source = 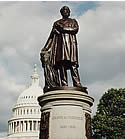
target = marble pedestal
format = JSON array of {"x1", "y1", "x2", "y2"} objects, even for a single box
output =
[{"x1": 38, "y1": 87, "x2": 94, "y2": 139}]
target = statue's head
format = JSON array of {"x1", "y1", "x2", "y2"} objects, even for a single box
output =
[{"x1": 60, "y1": 6, "x2": 70, "y2": 18}]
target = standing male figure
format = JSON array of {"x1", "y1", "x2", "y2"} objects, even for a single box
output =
[{"x1": 41, "y1": 6, "x2": 84, "y2": 88}]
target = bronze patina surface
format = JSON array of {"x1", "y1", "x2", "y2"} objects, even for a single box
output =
[{"x1": 40, "y1": 6, "x2": 87, "y2": 92}]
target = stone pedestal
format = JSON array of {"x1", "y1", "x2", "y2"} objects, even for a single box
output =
[{"x1": 38, "y1": 87, "x2": 94, "y2": 139}]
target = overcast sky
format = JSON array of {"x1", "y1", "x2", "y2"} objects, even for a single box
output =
[{"x1": 0, "y1": 1, "x2": 125, "y2": 135}]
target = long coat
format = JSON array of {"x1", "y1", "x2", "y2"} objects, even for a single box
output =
[{"x1": 43, "y1": 18, "x2": 79, "y2": 69}]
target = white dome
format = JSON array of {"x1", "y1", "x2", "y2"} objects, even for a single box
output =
[
  {"x1": 16, "y1": 83, "x2": 42, "y2": 107},
  {"x1": 15, "y1": 64, "x2": 43, "y2": 107},
  {"x1": 8, "y1": 64, "x2": 43, "y2": 139}
]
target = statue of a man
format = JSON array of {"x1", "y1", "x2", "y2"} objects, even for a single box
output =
[{"x1": 41, "y1": 6, "x2": 83, "y2": 88}]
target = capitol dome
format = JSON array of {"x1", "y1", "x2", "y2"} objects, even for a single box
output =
[{"x1": 7, "y1": 64, "x2": 43, "y2": 139}]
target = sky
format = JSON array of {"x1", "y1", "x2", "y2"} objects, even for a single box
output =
[{"x1": 0, "y1": 1, "x2": 125, "y2": 136}]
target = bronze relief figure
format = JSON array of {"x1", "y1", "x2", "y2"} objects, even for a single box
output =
[{"x1": 40, "y1": 6, "x2": 86, "y2": 92}]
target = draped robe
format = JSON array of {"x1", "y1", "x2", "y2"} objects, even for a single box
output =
[{"x1": 43, "y1": 18, "x2": 79, "y2": 69}]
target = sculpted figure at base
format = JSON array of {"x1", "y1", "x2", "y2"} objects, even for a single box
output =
[
  {"x1": 40, "y1": 6, "x2": 85, "y2": 90},
  {"x1": 40, "y1": 51, "x2": 60, "y2": 90}
]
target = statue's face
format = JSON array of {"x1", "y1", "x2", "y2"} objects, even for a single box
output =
[{"x1": 61, "y1": 6, "x2": 70, "y2": 18}]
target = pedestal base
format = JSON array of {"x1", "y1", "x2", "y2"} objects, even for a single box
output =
[{"x1": 38, "y1": 87, "x2": 94, "y2": 139}]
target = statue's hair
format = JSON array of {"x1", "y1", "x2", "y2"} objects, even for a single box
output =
[{"x1": 60, "y1": 6, "x2": 70, "y2": 15}]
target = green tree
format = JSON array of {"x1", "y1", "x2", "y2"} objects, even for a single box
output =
[{"x1": 92, "y1": 88, "x2": 125, "y2": 139}]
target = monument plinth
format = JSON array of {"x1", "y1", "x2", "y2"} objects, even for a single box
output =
[
  {"x1": 38, "y1": 6, "x2": 94, "y2": 139},
  {"x1": 38, "y1": 87, "x2": 94, "y2": 139}
]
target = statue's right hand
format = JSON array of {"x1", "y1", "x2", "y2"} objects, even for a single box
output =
[{"x1": 41, "y1": 48, "x2": 47, "y2": 51}]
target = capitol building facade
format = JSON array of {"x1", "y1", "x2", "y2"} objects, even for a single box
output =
[{"x1": 1, "y1": 65, "x2": 43, "y2": 139}]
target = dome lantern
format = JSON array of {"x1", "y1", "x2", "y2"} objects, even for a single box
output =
[{"x1": 31, "y1": 64, "x2": 39, "y2": 86}]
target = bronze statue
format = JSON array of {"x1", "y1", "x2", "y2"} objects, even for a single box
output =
[{"x1": 40, "y1": 6, "x2": 85, "y2": 90}]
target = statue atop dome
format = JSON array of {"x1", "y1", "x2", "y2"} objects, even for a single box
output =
[
  {"x1": 40, "y1": 6, "x2": 87, "y2": 92},
  {"x1": 31, "y1": 64, "x2": 40, "y2": 86}
]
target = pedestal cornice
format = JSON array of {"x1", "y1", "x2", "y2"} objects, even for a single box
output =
[{"x1": 38, "y1": 87, "x2": 94, "y2": 108}]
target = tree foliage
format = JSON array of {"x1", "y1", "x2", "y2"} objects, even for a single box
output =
[{"x1": 92, "y1": 88, "x2": 125, "y2": 139}]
